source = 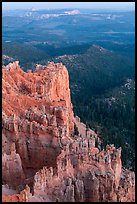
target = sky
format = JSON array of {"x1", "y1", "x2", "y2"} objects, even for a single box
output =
[{"x1": 2, "y1": 2, "x2": 135, "y2": 11}]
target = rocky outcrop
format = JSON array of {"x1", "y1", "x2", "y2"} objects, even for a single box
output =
[
  {"x1": 29, "y1": 141, "x2": 134, "y2": 202},
  {"x1": 2, "y1": 143, "x2": 25, "y2": 189},
  {"x1": 2, "y1": 61, "x2": 74, "y2": 185},
  {"x1": 2, "y1": 62, "x2": 135, "y2": 202},
  {"x1": 2, "y1": 185, "x2": 31, "y2": 202}
]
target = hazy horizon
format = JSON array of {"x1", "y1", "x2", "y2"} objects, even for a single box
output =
[{"x1": 2, "y1": 2, "x2": 135, "y2": 11}]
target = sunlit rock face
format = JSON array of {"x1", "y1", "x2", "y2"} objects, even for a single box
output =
[
  {"x1": 2, "y1": 62, "x2": 135, "y2": 202},
  {"x1": 2, "y1": 61, "x2": 74, "y2": 185}
]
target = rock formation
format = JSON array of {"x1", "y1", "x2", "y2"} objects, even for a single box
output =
[{"x1": 2, "y1": 62, "x2": 135, "y2": 202}]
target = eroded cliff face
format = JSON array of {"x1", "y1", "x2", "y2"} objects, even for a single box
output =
[
  {"x1": 2, "y1": 61, "x2": 74, "y2": 182},
  {"x1": 2, "y1": 62, "x2": 135, "y2": 202}
]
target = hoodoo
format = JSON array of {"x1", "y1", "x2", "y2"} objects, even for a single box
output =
[{"x1": 2, "y1": 62, "x2": 135, "y2": 202}]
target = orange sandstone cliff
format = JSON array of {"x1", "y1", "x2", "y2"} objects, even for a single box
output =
[{"x1": 2, "y1": 61, "x2": 135, "y2": 202}]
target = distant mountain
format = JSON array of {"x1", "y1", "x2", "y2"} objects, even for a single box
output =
[
  {"x1": 51, "y1": 45, "x2": 134, "y2": 99},
  {"x1": 2, "y1": 10, "x2": 135, "y2": 44}
]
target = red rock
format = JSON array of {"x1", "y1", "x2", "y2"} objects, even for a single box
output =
[{"x1": 2, "y1": 62, "x2": 135, "y2": 202}]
